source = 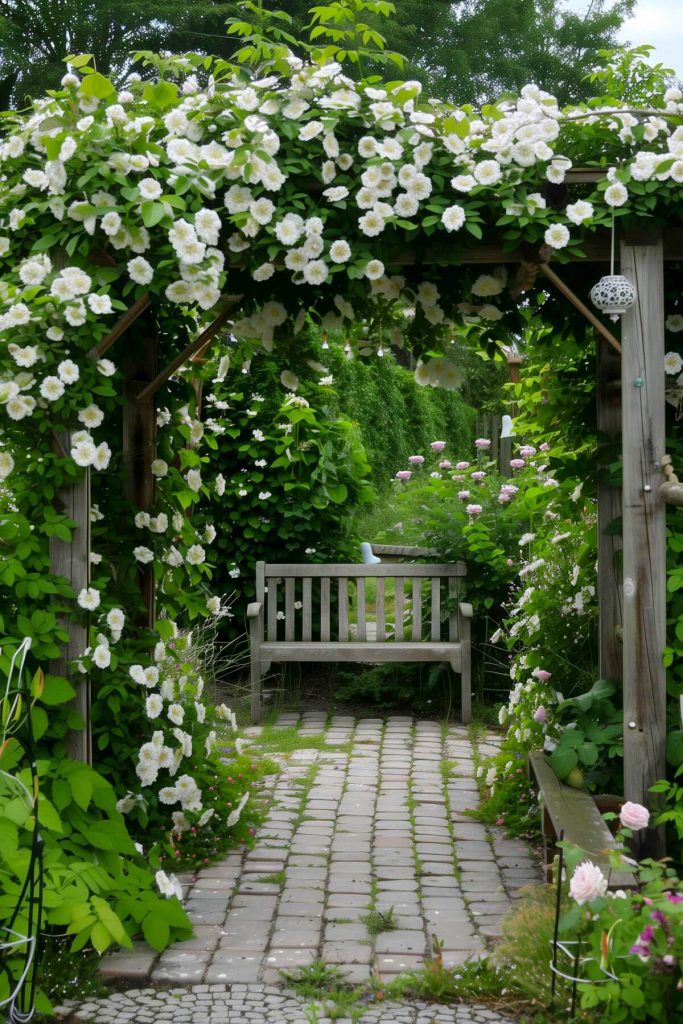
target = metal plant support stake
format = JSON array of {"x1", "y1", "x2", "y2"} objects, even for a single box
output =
[{"x1": 0, "y1": 637, "x2": 45, "y2": 1024}]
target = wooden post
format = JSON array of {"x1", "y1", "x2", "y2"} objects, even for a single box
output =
[
  {"x1": 619, "y1": 234, "x2": 667, "y2": 856},
  {"x1": 123, "y1": 335, "x2": 156, "y2": 628},
  {"x1": 49, "y1": 432, "x2": 92, "y2": 764},
  {"x1": 596, "y1": 337, "x2": 623, "y2": 681}
]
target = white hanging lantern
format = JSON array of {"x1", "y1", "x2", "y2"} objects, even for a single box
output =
[
  {"x1": 589, "y1": 216, "x2": 636, "y2": 322},
  {"x1": 589, "y1": 274, "x2": 637, "y2": 322}
]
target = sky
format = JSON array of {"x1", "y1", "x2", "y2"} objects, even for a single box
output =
[{"x1": 567, "y1": 0, "x2": 683, "y2": 79}]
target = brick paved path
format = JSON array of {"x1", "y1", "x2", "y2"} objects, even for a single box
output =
[{"x1": 75, "y1": 715, "x2": 540, "y2": 1023}]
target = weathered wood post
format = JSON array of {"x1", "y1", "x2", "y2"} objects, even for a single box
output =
[
  {"x1": 123, "y1": 334, "x2": 156, "y2": 628},
  {"x1": 596, "y1": 337, "x2": 623, "y2": 681},
  {"x1": 49, "y1": 432, "x2": 92, "y2": 764},
  {"x1": 619, "y1": 233, "x2": 667, "y2": 856}
]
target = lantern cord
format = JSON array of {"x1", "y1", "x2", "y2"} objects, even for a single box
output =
[{"x1": 610, "y1": 214, "x2": 615, "y2": 277}]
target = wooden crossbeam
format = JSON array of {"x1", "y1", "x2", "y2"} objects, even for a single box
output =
[
  {"x1": 89, "y1": 293, "x2": 151, "y2": 359},
  {"x1": 135, "y1": 307, "x2": 233, "y2": 403}
]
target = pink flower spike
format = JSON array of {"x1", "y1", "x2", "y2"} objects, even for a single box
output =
[
  {"x1": 408, "y1": 454, "x2": 424, "y2": 465},
  {"x1": 430, "y1": 441, "x2": 446, "y2": 452},
  {"x1": 474, "y1": 438, "x2": 491, "y2": 449},
  {"x1": 619, "y1": 801, "x2": 650, "y2": 831}
]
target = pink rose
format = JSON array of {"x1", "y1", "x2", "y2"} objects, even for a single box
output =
[
  {"x1": 430, "y1": 441, "x2": 446, "y2": 452},
  {"x1": 408, "y1": 455, "x2": 424, "y2": 465},
  {"x1": 569, "y1": 860, "x2": 608, "y2": 905},
  {"x1": 533, "y1": 706, "x2": 547, "y2": 723},
  {"x1": 619, "y1": 802, "x2": 650, "y2": 831},
  {"x1": 456, "y1": 461, "x2": 470, "y2": 470},
  {"x1": 395, "y1": 470, "x2": 412, "y2": 481},
  {"x1": 474, "y1": 438, "x2": 491, "y2": 449},
  {"x1": 466, "y1": 503, "x2": 483, "y2": 516}
]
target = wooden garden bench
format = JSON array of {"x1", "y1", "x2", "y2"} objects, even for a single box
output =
[
  {"x1": 528, "y1": 751, "x2": 638, "y2": 889},
  {"x1": 248, "y1": 560, "x2": 472, "y2": 724}
]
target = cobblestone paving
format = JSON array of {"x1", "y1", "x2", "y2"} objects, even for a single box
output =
[{"x1": 74, "y1": 715, "x2": 540, "y2": 1023}]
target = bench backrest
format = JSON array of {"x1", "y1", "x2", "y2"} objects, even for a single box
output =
[{"x1": 256, "y1": 561, "x2": 466, "y2": 644}]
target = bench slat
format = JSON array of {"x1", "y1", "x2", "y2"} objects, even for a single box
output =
[
  {"x1": 267, "y1": 579, "x2": 278, "y2": 642},
  {"x1": 302, "y1": 577, "x2": 312, "y2": 641},
  {"x1": 357, "y1": 577, "x2": 366, "y2": 641},
  {"x1": 264, "y1": 562, "x2": 466, "y2": 578},
  {"x1": 395, "y1": 578, "x2": 404, "y2": 640},
  {"x1": 375, "y1": 578, "x2": 385, "y2": 642},
  {"x1": 412, "y1": 577, "x2": 422, "y2": 640},
  {"x1": 320, "y1": 577, "x2": 331, "y2": 642},
  {"x1": 431, "y1": 578, "x2": 441, "y2": 641},
  {"x1": 338, "y1": 577, "x2": 348, "y2": 641},
  {"x1": 260, "y1": 641, "x2": 462, "y2": 663},
  {"x1": 285, "y1": 577, "x2": 295, "y2": 641}
]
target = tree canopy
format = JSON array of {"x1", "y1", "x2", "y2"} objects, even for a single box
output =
[{"x1": 0, "y1": 0, "x2": 639, "y2": 109}]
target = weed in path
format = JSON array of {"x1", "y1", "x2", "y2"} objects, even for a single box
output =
[
  {"x1": 362, "y1": 906, "x2": 398, "y2": 936},
  {"x1": 253, "y1": 870, "x2": 286, "y2": 886},
  {"x1": 256, "y1": 725, "x2": 352, "y2": 757},
  {"x1": 282, "y1": 960, "x2": 365, "y2": 1022}
]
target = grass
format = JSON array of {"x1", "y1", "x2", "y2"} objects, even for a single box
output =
[
  {"x1": 362, "y1": 906, "x2": 398, "y2": 936},
  {"x1": 281, "y1": 960, "x2": 366, "y2": 1022},
  {"x1": 255, "y1": 724, "x2": 352, "y2": 757},
  {"x1": 254, "y1": 870, "x2": 286, "y2": 886}
]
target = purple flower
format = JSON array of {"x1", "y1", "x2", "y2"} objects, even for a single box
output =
[
  {"x1": 474, "y1": 438, "x2": 491, "y2": 449},
  {"x1": 430, "y1": 441, "x2": 446, "y2": 452},
  {"x1": 456, "y1": 461, "x2": 470, "y2": 470},
  {"x1": 458, "y1": 490, "x2": 470, "y2": 500},
  {"x1": 466, "y1": 503, "x2": 483, "y2": 516},
  {"x1": 395, "y1": 470, "x2": 412, "y2": 482},
  {"x1": 498, "y1": 492, "x2": 511, "y2": 503},
  {"x1": 408, "y1": 455, "x2": 425, "y2": 465},
  {"x1": 519, "y1": 445, "x2": 536, "y2": 457},
  {"x1": 510, "y1": 458, "x2": 526, "y2": 469},
  {"x1": 439, "y1": 460, "x2": 452, "y2": 469},
  {"x1": 666, "y1": 892, "x2": 683, "y2": 904},
  {"x1": 471, "y1": 470, "x2": 486, "y2": 481}
]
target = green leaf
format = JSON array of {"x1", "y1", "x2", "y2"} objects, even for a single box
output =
[
  {"x1": 79, "y1": 73, "x2": 115, "y2": 100},
  {"x1": 143, "y1": 80, "x2": 179, "y2": 109},
  {"x1": 69, "y1": 771, "x2": 93, "y2": 810},
  {"x1": 64, "y1": 54, "x2": 94, "y2": 69},
  {"x1": 90, "y1": 921, "x2": 113, "y2": 953},
  {"x1": 548, "y1": 747, "x2": 578, "y2": 780},
  {"x1": 666, "y1": 730, "x2": 683, "y2": 766},
  {"x1": 141, "y1": 201, "x2": 167, "y2": 228},
  {"x1": 40, "y1": 675, "x2": 76, "y2": 706},
  {"x1": 142, "y1": 912, "x2": 170, "y2": 950}
]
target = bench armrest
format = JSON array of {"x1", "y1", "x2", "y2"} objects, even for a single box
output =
[
  {"x1": 458, "y1": 602, "x2": 473, "y2": 619},
  {"x1": 247, "y1": 601, "x2": 262, "y2": 619}
]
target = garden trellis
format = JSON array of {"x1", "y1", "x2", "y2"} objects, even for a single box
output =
[{"x1": 0, "y1": 48, "x2": 681, "y2": 853}]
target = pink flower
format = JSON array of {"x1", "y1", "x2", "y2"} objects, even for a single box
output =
[
  {"x1": 619, "y1": 802, "x2": 650, "y2": 831},
  {"x1": 430, "y1": 441, "x2": 446, "y2": 452},
  {"x1": 569, "y1": 861, "x2": 608, "y2": 905},
  {"x1": 395, "y1": 470, "x2": 412, "y2": 481},
  {"x1": 510, "y1": 458, "x2": 526, "y2": 469},
  {"x1": 408, "y1": 455, "x2": 424, "y2": 465},
  {"x1": 519, "y1": 445, "x2": 536, "y2": 457},
  {"x1": 439, "y1": 460, "x2": 452, "y2": 469},
  {"x1": 506, "y1": 558, "x2": 514, "y2": 566},
  {"x1": 466, "y1": 503, "x2": 483, "y2": 516},
  {"x1": 534, "y1": 669, "x2": 552, "y2": 681},
  {"x1": 533, "y1": 706, "x2": 547, "y2": 723},
  {"x1": 498, "y1": 492, "x2": 511, "y2": 503},
  {"x1": 501, "y1": 483, "x2": 518, "y2": 494},
  {"x1": 451, "y1": 474, "x2": 465, "y2": 481},
  {"x1": 456, "y1": 461, "x2": 470, "y2": 470},
  {"x1": 540, "y1": 442, "x2": 550, "y2": 451},
  {"x1": 475, "y1": 438, "x2": 491, "y2": 449},
  {"x1": 458, "y1": 490, "x2": 470, "y2": 500},
  {"x1": 471, "y1": 470, "x2": 486, "y2": 481}
]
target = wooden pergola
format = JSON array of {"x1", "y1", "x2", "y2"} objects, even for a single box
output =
[{"x1": 51, "y1": 168, "x2": 677, "y2": 856}]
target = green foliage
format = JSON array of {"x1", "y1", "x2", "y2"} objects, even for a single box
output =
[
  {"x1": 306, "y1": 0, "x2": 403, "y2": 73},
  {"x1": 335, "y1": 661, "x2": 458, "y2": 716},
  {"x1": 0, "y1": 650, "x2": 192, "y2": 1008},
  {"x1": 382, "y1": 954, "x2": 509, "y2": 1006},
  {"x1": 362, "y1": 905, "x2": 397, "y2": 935},
  {"x1": 493, "y1": 885, "x2": 560, "y2": 1013},
  {"x1": 473, "y1": 739, "x2": 541, "y2": 840}
]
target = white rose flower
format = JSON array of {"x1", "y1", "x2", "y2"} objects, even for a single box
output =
[
  {"x1": 93, "y1": 645, "x2": 111, "y2": 669},
  {"x1": 151, "y1": 459, "x2": 168, "y2": 477},
  {"x1": 186, "y1": 544, "x2": 206, "y2": 565},
  {"x1": 604, "y1": 182, "x2": 628, "y2": 207},
  {"x1": 77, "y1": 587, "x2": 101, "y2": 610},
  {"x1": 146, "y1": 694, "x2": 164, "y2": 719},
  {"x1": 441, "y1": 205, "x2": 465, "y2": 232},
  {"x1": 127, "y1": 256, "x2": 154, "y2": 285},
  {"x1": 185, "y1": 469, "x2": 202, "y2": 492},
  {"x1": 544, "y1": 224, "x2": 570, "y2": 249},
  {"x1": 133, "y1": 546, "x2": 154, "y2": 563}
]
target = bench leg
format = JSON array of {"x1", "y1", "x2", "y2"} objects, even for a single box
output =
[
  {"x1": 250, "y1": 656, "x2": 262, "y2": 724},
  {"x1": 459, "y1": 620, "x2": 472, "y2": 725}
]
